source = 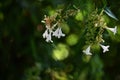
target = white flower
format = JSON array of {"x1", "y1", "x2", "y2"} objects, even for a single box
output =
[
  {"x1": 53, "y1": 27, "x2": 59, "y2": 37},
  {"x1": 43, "y1": 29, "x2": 53, "y2": 42},
  {"x1": 83, "y1": 46, "x2": 92, "y2": 55},
  {"x1": 100, "y1": 44, "x2": 110, "y2": 53},
  {"x1": 46, "y1": 31, "x2": 53, "y2": 43},
  {"x1": 41, "y1": 15, "x2": 66, "y2": 42},
  {"x1": 43, "y1": 29, "x2": 49, "y2": 38},
  {"x1": 53, "y1": 27, "x2": 65, "y2": 38},
  {"x1": 106, "y1": 26, "x2": 117, "y2": 35}
]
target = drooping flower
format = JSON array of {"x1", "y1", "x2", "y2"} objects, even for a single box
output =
[
  {"x1": 53, "y1": 27, "x2": 65, "y2": 38},
  {"x1": 43, "y1": 29, "x2": 49, "y2": 38},
  {"x1": 41, "y1": 15, "x2": 58, "y2": 42},
  {"x1": 41, "y1": 15, "x2": 65, "y2": 42},
  {"x1": 42, "y1": 29, "x2": 53, "y2": 43},
  {"x1": 45, "y1": 31, "x2": 53, "y2": 43},
  {"x1": 106, "y1": 26, "x2": 117, "y2": 35},
  {"x1": 100, "y1": 44, "x2": 110, "y2": 53},
  {"x1": 83, "y1": 46, "x2": 92, "y2": 55}
]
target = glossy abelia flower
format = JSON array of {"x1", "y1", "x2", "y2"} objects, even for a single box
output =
[
  {"x1": 106, "y1": 26, "x2": 117, "y2": 35},
  {"x1": 53, "y1": 27, "x2": 65, "y2": 38},
  {"x1": 45, "y1": 31, "x2": 53, "y2": 42},
  {"x1": 83, "y1": 46, "x2": 92, "y2": 55},
  {"x1": 43, "y1": 29, "x2": 53, "y2": 43},
  {"x1": 41, "y1": 15, "x2": 65, "y2": 42},
  {"x1": 100, "y1": 44, "x2": 110, "y2": 53},
  {"x1": 43, "y1": 29, "x2": 49, "y2": 38}
]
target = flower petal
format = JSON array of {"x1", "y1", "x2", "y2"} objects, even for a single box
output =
[
  {"x1": 106, "y1": 26, "x2": 117, "y2": 35},
  {"x1": 100, "y1": 44, "x2": 110, "y2": 53},
  {"x1": 83, "y1": 46, "x2": 92, "y2": 55},
  {"x1": 43, "y1": 29, "x2": 49, "y2": 38}
]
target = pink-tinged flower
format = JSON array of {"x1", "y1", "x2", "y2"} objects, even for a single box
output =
[
  {"x1": 83, "y1": 46, "x2": 92, "y2": 55},
  {"x1": 100, "y1": 44, "x2": 110, "y2": 53},
  {"x1": 106, "y1": 26, "x2": 117, "y2": 35},
  {"x1": 53, "y1": 27, "x2": 65, "y2": 38}
]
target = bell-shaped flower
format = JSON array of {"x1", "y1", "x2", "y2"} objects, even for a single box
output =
[
  {"x1": 45, "y1": 31, "x2": 53, "y2": 43},
  {"x1": 43, "y1": 29, "x2": 53, "y2": 42},
  {"x1": 83, "y1": 46, "x2": 92, "y2": 55},
  {"x1": 100, "y1": 44, "x2": 110, "y2": 53},
  {"x1": 53, "y1": 27, "x2": 65, "y2": 38},
  {"x1": 106, "y1": 26, "x2": 117, "y2": 35},
  {"x1": 43, "y1": 29, "x2": 49, "y2": 39}
]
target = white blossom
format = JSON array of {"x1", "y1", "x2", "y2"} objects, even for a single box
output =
[
  {"x1": 46, "y1": 31, "x2": 53, "y2": 42},
  {"x1": 83, "y1": 46, "x2": 92, "y2": 55},
  {"x1": 43, "y1": 29, "x2": 49, "y2": 38},
  {"x1": 106, "y1": 26, "x2": 117, "y2": 35},
  {"x1": 53, "y1": 27, "x2": 65, "y2": 38},
  {"x1": 100, "y1": 44, "x2": 110, "y2": 53},
  {"x1": 43, "y1": 29, "x2": 53, "y2": 43},
  {"x1": 42, "y1": 20, "x2": 58, "y2": 42},
  {"x1": 41, "y1": 15, "x2": 66, "y2": 42}
]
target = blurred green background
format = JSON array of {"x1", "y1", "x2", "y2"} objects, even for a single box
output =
[{"x1": 0, "y1": 0, "x2": 120, "y2": 80}]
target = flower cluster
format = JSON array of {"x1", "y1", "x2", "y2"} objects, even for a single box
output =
[
  {"x1": 82, "y1": 9, "x2": 118, "y2": 55},
  {"x1": 41, "y1": 8, "x2": 118, "y2": 56},
  {"x1": 106, "y1": 26, "x2": 117, "y2": 35},
  {"x1": 83, "y1": 44, "x2": 110, "y2": 55},
  {"x1": 83, "y1": 26, "x2": 117, "y2": 55},
  {"x1": 41, "y1": 15, "x2": 65, "y2": 42},
  {"x1": 83, "y1": 25, "x2": 117, "y2": 55}
]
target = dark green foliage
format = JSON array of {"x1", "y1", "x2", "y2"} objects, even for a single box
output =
[{"x1": 0, "y1": 0, "x2": 120, "y2": 80}]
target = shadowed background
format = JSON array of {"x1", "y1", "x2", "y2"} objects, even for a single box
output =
[{"x1": 0, "y1": 0, "x2": 120, "y2": 80}]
